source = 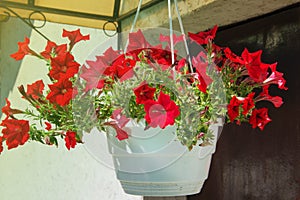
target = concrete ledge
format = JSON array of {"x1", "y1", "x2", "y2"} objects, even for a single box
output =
[{"x1": 121, "y1": 0, "x2": 300, "y2": 33}]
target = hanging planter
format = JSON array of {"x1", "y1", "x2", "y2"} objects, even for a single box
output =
[
  {"x1": 0, "y1": 0, "x2": 287, "y2": 197},
  {"x1": 77, "y1": 22, "x2": 228, "y2": 195},
  {"x1": 105, "y1": 118, "x2": 223, "y2": 196}
]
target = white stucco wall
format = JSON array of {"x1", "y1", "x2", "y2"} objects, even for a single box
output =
[{"x1": 0, "y1": 18, "x2": 142, "y2": 200}]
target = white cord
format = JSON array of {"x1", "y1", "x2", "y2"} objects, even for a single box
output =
[
  {"x1": 124, "y1": 0, "x2": 143, "y2": 54},
  {"x1": 174, "y1": 0, "x2": 193, "y2": 73},
  {"x1": 125, "y1": 0, "x2": 192, "y2": 74},
  {"x1": 130, "y1": 0, "x2": 143, "y2": 33},
  {"x1": 168, "y1": 0, "x2": 175, "y2": 65}
]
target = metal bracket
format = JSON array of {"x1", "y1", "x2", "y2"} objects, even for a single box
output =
[
  {"x1": 0, "y1": 0, "x2": 164, "y2": 40},
  {"x1": 0, "y1": 5, "x2": 50, "y2": 41}
]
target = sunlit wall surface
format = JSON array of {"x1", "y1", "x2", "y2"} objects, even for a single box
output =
[{"x1": 0, "y1": 17, "x2": 142, "y2": 200}]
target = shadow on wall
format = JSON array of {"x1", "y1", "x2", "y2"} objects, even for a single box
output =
[{"x1": 0, "y1": 17, "x2": 32, "y2": 118}]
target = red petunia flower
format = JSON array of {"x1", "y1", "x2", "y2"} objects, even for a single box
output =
[
  {"x1": 126, "y1": 30, "x2": 154, "y2": 59},
  {"x1": 0, "y1": 118, "x2": 30, "y2": 150},
  {"x1": 227, "y1": 96, "x2": 243, "y2": 122},
  {"x1": 112, "y1": 55, "x2": 136, "y2": 81},
  {"x1": 102, "y1": 47, "x2": 121, "y2": 65},
  {"x1": 81, "y1": 57, "x2": 108, "y2": 91},
  {"x1": 192, "y1": 51, "x2": 213, "y2": 93},
  {"x1": 242, "y1": 92, "x2": 255, "y2": 116},
  {"x1": 151, "y1": 48, "x2": 174, "y2": 70},
  {"x1": 26, "y1": 80, "x2": 45, "y2": 100},
  {"x1": 255, "y1": 85, "x2": 283, "y2": 108},
  {"x1": 62, "y1": 29, "x2": 90, "y2": 50},
  {"x1": 64, "y1": 131, "x2": 77, "y2": 150},
  {"x1": 188, "y1": 25, "x2": 218, "y2": 45},
  {"x1": 45, "y1": 122, "x2": 52, "y2": 131},
  {"x1": 104, "y1": 121, "x2": 129, "y2": 140},
  {"x1": 80, "y1": 48, "x2": 123, "y2": 91},
  {"x1": 46, "y1": 78, "x2": 77, "y2": 106},
  {"x1": 10, "y1": 37, "x2": 38, "y2": 60},
  {"x1": 92, "y1": 47, "x2": 122, "y2": 78},
  {"x1": 127, "y1": 29, "x2": 151, "y2": 52},
  {"x1": 1, "y1": 98, "x2": 23, "y2": 119},
  {"x1": 144, "y1": 92, "x2": 180, "y2": 129},
  {"x1": 49, "y1": 52, "x2": 80, "y2": 80},
  {"x1": 111, "y1": 109, "x2": 130, "y2": 128},
  {"x1": 133, "y1": 81, "x2": 156, "y2": 104},
  {"x1": 224, "y1": 47, "x2": 244, "y2": 64},
  {"x1": 175, "y1": 58, "x2": 187, "y2": 73},
  {"x1": 40, "y1": 41, "x2": 67, "y2": 59},
  {"x1": 249, "y1": 108, "x2": 271, "y2": 130},
  {"x1": 159, "y1": 33, "x2": 184, "y2": 47},
  {"x1": 241, "y1": 49, "x2": 269, "y2": 83},
  {"x1": 263, "y1": 62, "x2": 288, "y2": 90}
]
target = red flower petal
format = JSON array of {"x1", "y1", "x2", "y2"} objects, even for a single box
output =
[
  {"x1": 159, "y1": 33, "x2": 184, "y2": 47},
  {"x1": 249, "y1": 108, "x2": 271, "y2": 130},
  {"x1": 46, "y1": 78, "x2": 77, "y2": 106},
  {"x1": 80, "y1": 58, "x2": 108, "y2": 91},
  {"x1": 64, "y1": 131, "x2": 77, "y2": 150},
  {"x1": 112, "y1": 55, "x2": 136, "y2": 81},
  {"x1": 242, "y1": 92, "x2": 255, "y2": 115},
  {"x1": 40, "y1": 41, "x2": 67, "y2": 59},
  {"x1": 0, "y1": 118, "x2": 30, "y2": 150},
  {"x1": 263, "y1": 63, "x2": 288, "y2": 90},
  {"x1": 114, "y1": 126, "x2": 129, "y2": 140},
  {"x1": 224, "y1": 47, "x2": 244, "y2": 64},
  {"x1": 2, "y1": 98, "x2": 12, "y2": 118},
  {"x1": 175, "y1": 58, "x2": 187, "y2": 73},
  {"x1": 62, "y1": 29, "x2": 90, "y2": 49},
  {"x1": 102, "y1": 47, "x2": 121, "y2": 65},
  {"x1": 150, "y1": 48, "x2": 174, "y2": 69},
  {"x1": 133, "y1": 81, "x2": 156, "y2": 104},
  {"x1": 188, "y1": 25, "x2": 218, "y2": 45},
  {"x1": 111, "y1": 109, "x2": 130, "y2": 128},
  {"x1": 49, "y1": 52, "x2": 80, "y2": 80},
  {"x1": 242, "y1": 48, "x2": 269, "y2": 83},
  {"x1": 26, "y1": 80, "x2": 45, "y2": 100},
  {"x1": 104, "y1": 122, "x2": 129, "y2": 140},
  {"x1": 144, "y1": 92, "x2": 180, "y2": 129},
  {"x1": 10, "y1": 37, "x2": 36, "y2": 60},
  {"x1": 144, "y1": 102, "x2": 167, "y2": 128},
  {"x1": 192, "y1": 51, "x2": 213, "y2": 93},
  {"x1": 1, "y1": 98, "x2": 23, "y2": 119},
  {"x1": 227, "y1": 96, "x2": 243, "y2": 122},
  {"x1": 256, "y1": 85, "x2": 283, "y2": 108},
  {"x1": 127, "y1": 29, "x2": 151, "y2": 53},
  {"x1": 45, "y1": 122, "x2": 52, "y2": 131}
]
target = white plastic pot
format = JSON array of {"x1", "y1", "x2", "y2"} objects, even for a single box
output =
[{"x1": 106, "y1": 119, "x2": 223, "y2": 196}]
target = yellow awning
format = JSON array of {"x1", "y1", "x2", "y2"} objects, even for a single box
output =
[{"x1": 0, "y1": 0, "x2": 162, "y2": 30}]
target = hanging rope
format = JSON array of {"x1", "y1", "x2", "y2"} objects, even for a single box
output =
[
  {"x1": 126, "y1": 0, "x2": 192, "y2": 74},
  {"x1": 130, "y1": 0, "x2": 143, "y2": 33},
  {"x1": 174, "y1": 0, "x2": 193, "y2": 73},
  {"x1": 124, "y1": 0, "x2": 143, "y2": 54},
  {"x1": 168, "y1": 0, "x2": 175, "y2": 65}
]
